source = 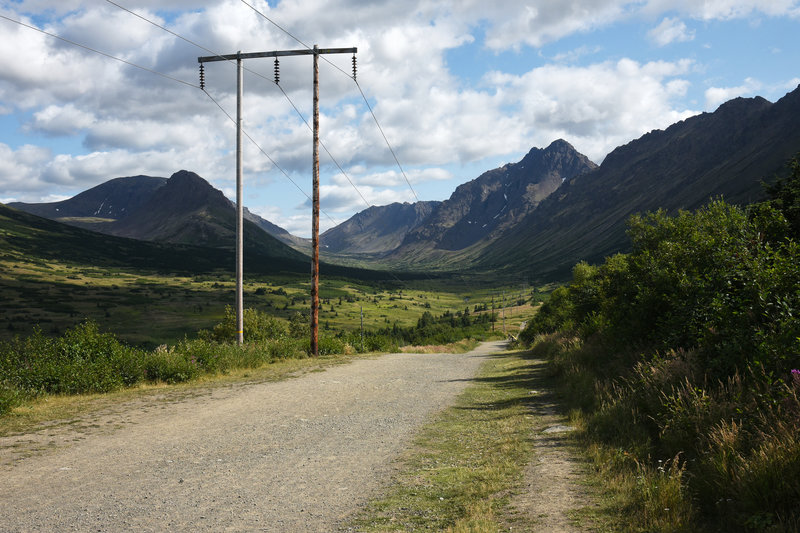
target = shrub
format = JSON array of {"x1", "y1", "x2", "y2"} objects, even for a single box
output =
[
  {"x1": 0, "y1": 382, "x2": 25, "y2": 416},
  {"x1": 208, "y1": 306, "x2": 287, "y2": 343},
  {"x1": 143, "y1": 345, "x2": 200, "y2": 383},
  {"x1": 0, "y1": 322, "x2": 145, "y2": 395},
  {"x1": 521, "y1": 193, "x2": 800, "y2": 531}
]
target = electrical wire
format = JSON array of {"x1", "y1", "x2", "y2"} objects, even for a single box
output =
[
  {"x1": 102, "y1": 0, "x2": 374, "y2": 211},
  {"x1": 354, "y1": 80, "x2": 419, "y2": 202},
  {"x1": 0, "y1": 13, "x2": 198, "y2": 89},
  {"x1": 201, "y1": 88, "x2": 340, "y2": 227},
  {"x1": 0, "y1": 10, "x2": 337, "y2": 227},
  {"x1": 238, "y1": 0, "x2": 421, "y2": 203},
  {"x1": 274, "y1": 83, "x2": 372, "y2": 209}
]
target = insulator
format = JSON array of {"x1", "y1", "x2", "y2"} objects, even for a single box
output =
[
  {"x1": 274, "y1": 57, "x2": 280, "y2": 84},
  {"x1": 199, "y1": 63, "x2": 205, "y2": 90},
  {"x1": 352, "y1": 54, "x2": 357, "y2": 80}
]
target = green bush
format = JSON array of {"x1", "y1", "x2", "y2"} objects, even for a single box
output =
[
  {"x1": 0, "y1": 382, "x2": 25, "y2": 416},
  {"x1": 208, "y1": 306, "x2": 287, "y2": 343},
  {"x1": 520, "y1": 191, "x2": 800, "y2": 531},
  {"x1": 0, "y1": 322, "x2": 145, "y2": 395},
  {"x1": 143, "y1": 345, "x2": 200, "y2": 384},
  {"x1": 317, "y1": 335, "x2": 345, "y2": 356}
]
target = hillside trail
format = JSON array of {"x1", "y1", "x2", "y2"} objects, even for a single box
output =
[{"x1": 0, "y1": 342, "x2": 503, "y2": 532}]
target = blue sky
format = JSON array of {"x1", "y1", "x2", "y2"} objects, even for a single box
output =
[{"x1": 1, "y1": 0, "x2": 799, "y2": 237}]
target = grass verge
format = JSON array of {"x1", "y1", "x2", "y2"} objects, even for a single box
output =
[{"x1": 348, "y1": 349, "x2": 542, "y2": 532}]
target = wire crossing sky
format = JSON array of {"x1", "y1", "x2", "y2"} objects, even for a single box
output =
[{"x1": 1, "y1": 0, "x2": 799, "y2": 237}]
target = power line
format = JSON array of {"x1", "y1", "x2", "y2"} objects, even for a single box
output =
[
  {"x1": 0, "y1": 10, "x2": 337, "y2": 227},
  {"x1": 274, "y1": 83, "x2": 372, "y2": 209},
  {"x1": 201, "y1": 88, "x2": 339, "y2": 226},
  {"x1": 0, "y1": 13, "x2": 198, "y2": 89},
  {"x1": 238, "y1": 0, "x2": 421, "y2": 203},
  {"x1": 354, "y1": 80, "x2": 419, "y2": 202},
  {"x1": 104, "y1": 0, "x2": 374, "y2": 212}
]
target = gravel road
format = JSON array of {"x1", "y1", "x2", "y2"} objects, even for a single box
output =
[{"x1": 0, "y1": 341, "x2": 505, "y2": 532}]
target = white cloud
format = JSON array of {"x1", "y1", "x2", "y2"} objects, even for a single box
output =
[
  {"x1": 704, "y1": 77, "x2": 763, "y2": 109},
  {"x1": 28, "y1": 104, "x2": 95, "y2": 135},
  {"x1": 648, "y1": 17, "x2": 695, "y2": 46},
  {"x1": 488, "y1": 58, "x2": 698, "y2": 162},
  {"x1": 1, "y1": 0, "x2": 798, "y2": 230}
]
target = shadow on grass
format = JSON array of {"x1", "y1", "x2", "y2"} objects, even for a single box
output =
[{"x1": 447, "y1": 349, "x2": 566, "y2": 415}]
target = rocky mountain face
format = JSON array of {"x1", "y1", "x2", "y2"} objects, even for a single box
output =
[
  {"x1": 395, "y1": 139, "x2": 597, "y2": 255},
  {"x1": 476, "y1": 85, "x2": 800, "y2": 280},
  {"x1": 320, "y1": 201, "x2": 441, "y2": 255},
  {"x1": 321, "y1": 139, "x2": 596, "y2": 260},
  {"x1": 243, "y1": 207, "x2": 310, "y2": 251}
]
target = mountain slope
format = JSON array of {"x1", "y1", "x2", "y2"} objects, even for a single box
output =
[
  {"x1": 106, "y1": 170, "x2": 305, "y2": 260},
  {"x1": 477, "y1": 85, "x2": 800, "y2": 280},
  {"x1": 391, "y1": 139, "x2": 597, "y2": 258},
  {"x1": 320, "y1": 201, "x2": 441, "y2": 255},
  {"x1": 9, "y1": 175, "x2": 167, "y2": 221},
  {"x1": 10, "y1": 172, "x2": 304, "y2": 251},
  {"x1": 0, "y1": 202, "x2": 414, "y2": 282}
]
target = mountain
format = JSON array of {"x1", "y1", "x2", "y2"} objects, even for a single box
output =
[
  {"x1": 321, "y1": 139, "x2": 596, "y2": 262},
  {"x1": 11, "y1": 171, "x2": 305, "y2": 261},
  {"x1": 0, "y1": 201, "x2": 293, "y2": 274},
  {"x1": 398, "y1": 140, "x2": 597, "y2": 254},
  {"x1": 10, "y1": 171, "x2": 304, "y2": 251},
  {"x1": 243, "y1": 207, "x2": 310, "y2": 250},
  {"x1": 475, "y1": 85, "x2": 800, "y2": 280},
  {"x1": 0, "y1": 201, "x2": 404, "y2": 281},
  {"x1": 320, "y1": 201, "x2": 441, "y2": 255},
  {"x1": 9, "y1": 175, "x2": 167, "y2": 221}
]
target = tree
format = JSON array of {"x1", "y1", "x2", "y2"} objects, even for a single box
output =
[{"x1": 764, "y1": 154, "x2": 800, "y2": 239}]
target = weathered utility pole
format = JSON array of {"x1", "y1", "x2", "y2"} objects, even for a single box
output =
[
  {"x1": 199, "y1": 45, "x2": 356, "y2": 354},
  {"x1": 310, "y1": 45, "x2": 321, "y2": 357}
]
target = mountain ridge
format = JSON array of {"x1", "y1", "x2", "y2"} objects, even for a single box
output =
[{"x1": 474, "y1": 85, "x2": 800, "y2": 280}]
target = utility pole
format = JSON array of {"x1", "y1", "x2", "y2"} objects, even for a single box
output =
[
  {"x1": 491, "y1": 294, "x2": 495, "y2": 332},
  {"x1": 502, "y1": 290, "x2": 506, "y2": 335},
  {"x1": 199, "y1": 45, "x2": 356, "y2": 354}
]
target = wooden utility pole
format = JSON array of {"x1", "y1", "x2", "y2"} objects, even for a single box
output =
[
  {"x1": 310, "y1": 45, "x2": 320, "y2": 357},
  {"x1": 235, "y1": 54, "x2": 244, "y2": 345},
  {"x1": 199, "y1": 45, "x2": 356, "y2": 354}
]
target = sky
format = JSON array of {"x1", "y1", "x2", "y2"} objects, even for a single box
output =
[{"x1": 1, "y1": 0, "x2": 799, "y2": 237}]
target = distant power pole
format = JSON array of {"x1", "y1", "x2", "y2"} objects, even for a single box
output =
[
  {"x1": 502, "y1": 290, "x2": 506, "y2": 335},
  {"x1": 491, "y1": 294, "x2": 495, "y2": 332},
  {"x1": 199, "y1": 45, "x2": 357, "y2": 354}
]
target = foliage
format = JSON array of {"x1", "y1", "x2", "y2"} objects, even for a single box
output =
[
  {"x1": 764, "y1": 154, "x2": 800, "y2": 239},
  {"x1": 0, "y1": 322, "x2": 146, "y2": 399},
  {"x1": 520, "y1": 190, "x2": 800, "y2": 531},
  {"x1": 206, "y1": 306, "x2": 287, "y2": 343},
  {"x1": 0, "y1": 297, "x2": 498, "y2": 415}
]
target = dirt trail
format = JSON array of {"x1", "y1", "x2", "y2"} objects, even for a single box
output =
[
  {"x1": 0, "y1": 342, "x2": 504, "y2": 532},
  {"x1": 506, "y1": 358, "x2": 588, "y2": 532}
]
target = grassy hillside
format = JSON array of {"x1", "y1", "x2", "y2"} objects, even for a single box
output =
[{"x1": 1, "y1": 204, "x2": 526, "y2": 346}]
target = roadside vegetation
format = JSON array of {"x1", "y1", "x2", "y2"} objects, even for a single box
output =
[
  {"x1": 517, "y1": 158, "x2": 800, "y2": 532},
  {"x1": 0, "y1": 296, "x2": 511, "y2": 416}
]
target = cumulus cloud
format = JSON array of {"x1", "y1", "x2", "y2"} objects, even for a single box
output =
[
  {"x1": 648, "y1": 17, "x2": 695, "y2": 46},
  {"x1": 1, "y1": 0, "x2": 798, "y2": 232},
  {"x1": 704, "y1": 77, "x2": 763, "y2": 109},
  {"x1": 488, "y1": 58, "x2": 698, "y2": 162}
]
